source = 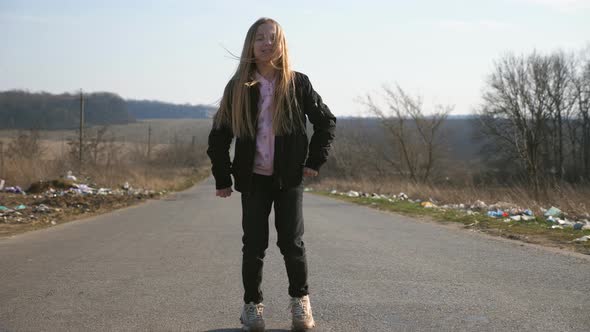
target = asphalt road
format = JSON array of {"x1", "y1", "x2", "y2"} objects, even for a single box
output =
[{"x1": 0, "y1": 177, "x2": 589, "y2": 331}]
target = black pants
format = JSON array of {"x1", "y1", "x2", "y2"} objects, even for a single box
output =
[{"x1": 241, "y1": 173, "x2": 309, "y2": 304}]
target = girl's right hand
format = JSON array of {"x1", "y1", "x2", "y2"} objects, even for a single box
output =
[{"x1": 216, "y1": 187, "x2": 233, "y2": 198}]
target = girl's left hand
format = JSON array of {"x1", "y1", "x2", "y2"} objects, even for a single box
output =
[{"x1": 303, "y1": 167, "x2": 318, "y2": 177}]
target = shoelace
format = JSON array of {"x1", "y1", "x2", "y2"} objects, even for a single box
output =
[
  {"x1": 246, "y1": 304, "x2": 264, "y2": 320},
  {"x1": 289, "y1": 298, "x2": 309, "y2": 318}
]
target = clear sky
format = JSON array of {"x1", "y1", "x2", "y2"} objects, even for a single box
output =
[{"x1": 1, "y1": 0, "x2": 589, "y2": 116}]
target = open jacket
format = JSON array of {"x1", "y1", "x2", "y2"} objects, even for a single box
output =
[{"x1": 207, "y1": 71, "x2": 336, "y2": 193}]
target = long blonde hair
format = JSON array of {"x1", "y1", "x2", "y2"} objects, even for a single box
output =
[{"x1": 214, "y1": 18, "x2": 303, "y2": 138}]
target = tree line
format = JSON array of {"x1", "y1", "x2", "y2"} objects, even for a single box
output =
[
  {"x1": 478, "y1": 47, "x2": 590, "y2": 195},
  {"x1": 126, "y1": 99, "x2": 214, "y2": 119},
  {"x1": 0, "y1": 90, "x2": 215, "y2": 130},
  {"x1": 0, "y1": 91, "x2": 131, "y2": 129},
  {"x1": 320, "y1": 45, "x2": 590, "y2": 199}
]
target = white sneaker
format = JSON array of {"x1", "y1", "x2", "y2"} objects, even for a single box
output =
[
  {"x1": 240, "y1": 302, "x2": 265, "y2": 331},
  {"x1": 290, "y1": 295, "x2": 315, "y2": 331}
]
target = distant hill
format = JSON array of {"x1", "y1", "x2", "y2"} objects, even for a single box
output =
[
  {"x1": 126, "y1": 99, "x2": 215, "y2": 119},
  {"x1": 0, "y1": 90, "x2": 216, "y2": 129},
  {"x1": 0, "y1": 90, "x2": 133, "y2": 129}
]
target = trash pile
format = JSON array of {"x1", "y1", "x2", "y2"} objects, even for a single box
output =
[
  {"x1": 0, "y1": 171, "x2": 165, "y2": 226},
  {"x1": 323, "y1": 188, "x2": 590, "y2": 234}
]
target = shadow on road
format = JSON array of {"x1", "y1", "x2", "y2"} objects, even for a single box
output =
[{"x1": 205, "y1": 330, "x2": 290, "y2": 332}]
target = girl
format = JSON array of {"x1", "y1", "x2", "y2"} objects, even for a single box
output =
[{"x1": 207, "y1": 17, "x2": 336, "y2": 331}]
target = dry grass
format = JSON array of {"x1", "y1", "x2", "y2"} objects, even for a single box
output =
[
  {"x1": 82, "y1": 164, "x2": 210, "y2": 191},
  {"x1": 1, "y1": 157, "x2": 208, "y2": 192},
  {"x1": 0, "y1": 119, "x2": 213, "y2": 144},
  {"x1": 0, "y1": 120, "x2": 213, "y2": 192}
]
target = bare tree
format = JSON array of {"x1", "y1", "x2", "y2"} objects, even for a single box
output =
[
  {"x1": 67, "y1": 125, "x2": 110, "y2": 167},
  {"x1": 478, "y1": 52, "x2": 555, "y2": 197},
  {"x1": 546, "y1": 51, "x2": 576, "y2": 180},
  {"x1": 90, "y1": 126, "x2": 109, "y2": 165},
  {"x1": 329, "y1": 118, "x2": 391, "y2": 179},
  {"x1": 362, "y1": 85, "x2": 451, "y2": 183},
  {"x1": 7, "y1": 129, "x2": 43, "y2": 160},
  {"x1": 572, "y1": 48, "x2": 590, "y2": 179}
]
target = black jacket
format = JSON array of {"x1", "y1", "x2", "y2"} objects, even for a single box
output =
[{"x1": 207, "y1": 71, "x2": 336, "y2": 193}]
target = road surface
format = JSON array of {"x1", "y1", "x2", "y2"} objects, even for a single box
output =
[{"x1": 1, "y1": 177, "x2": 588, "y2": 331}]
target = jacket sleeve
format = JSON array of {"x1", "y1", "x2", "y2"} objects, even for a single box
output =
[
  {"x1": 301, "y1": 74, "x2": 337, "y2": 171},
  {"x1": 206, "y1": 81, "x2": 234, "y2": 190}
]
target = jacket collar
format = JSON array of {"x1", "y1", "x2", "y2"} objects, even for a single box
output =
[{"x1": 244, "y1": 71, "x2": 277, "y2": 87}]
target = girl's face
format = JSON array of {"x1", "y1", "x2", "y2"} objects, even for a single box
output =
[{"x1": 253, "y1": 22, "x2": 279, "y2": 63}]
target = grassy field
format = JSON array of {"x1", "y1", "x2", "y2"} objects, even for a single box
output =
[
  {"x1": 0, "y1": 119, "x2": 213, "y2": 190},
  {"x1": 0, "y1": 118, "x2": 213, "y2": 144}
]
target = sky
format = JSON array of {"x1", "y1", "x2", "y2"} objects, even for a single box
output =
[{"x1": 1, "y1": 0, "x2": 589, "y2": 116}]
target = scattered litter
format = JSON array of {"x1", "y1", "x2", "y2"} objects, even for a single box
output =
[
  {"x1": 421, "y1": 201, "x2": 436, "y2": 208},
  {"x1": 471, "y1": 200, "x2": 488, "y2": 210},
  {"x1": 0, "y1": 178, "x2": 163, "y2": 225},
  {"x1": 72, "y1": 184, "x2": 94, "y2": 195},
  {"x1": 544, "y1": 206, "x2": 563, "y2": 218},
  {"x1": 0, "y1": 179, "x2": 4, "y2": 191},
  {"x1": 346, "y1": 190, "x2": 360, "y2": 198},
  {"x1": 33, "y1": 204, "x2": 51, "y2": 213},
  {"x1": 65, "y1": 171, "x2": 77, "y2": 181},
  {"x1": 487, "y1": 209, "x2": 508, "y2": 218},
  {"x1": 573, "y1": 235, "x2": 590, "y2": 242},
  {"x1": 4, "y1": 186, "x2": 25, "y2": 194},
  {"x1": 556, "y1": 218, "x2": 574, "y2": 226},
  {"x1": 573, "y1": 223, "x2": 584, "y2": 231},
  {"x1": 97, "y1": 188, "x2": 111, "y2": 195},
  {"x1": 316, "y1": 188, "x2": 586, "y2": 234}
]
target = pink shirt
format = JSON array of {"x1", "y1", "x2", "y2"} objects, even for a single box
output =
[{"x1": 252, "y1": 72, "x2": 275, "y2": 176}]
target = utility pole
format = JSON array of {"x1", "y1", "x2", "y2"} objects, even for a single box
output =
[
  {"x1": 147, "y1": 124, "x2": 152, "y2": 160},
  {"x1": 79, "y1": 89, "x2": 85, "y2": 173},
  {"x1": 0, "y1": 141, "x2": 4, "y2": 179}
]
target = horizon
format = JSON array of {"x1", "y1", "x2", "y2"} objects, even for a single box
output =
[{"x1": 0, "y1": 88, "x2": 483, "y2": 119}]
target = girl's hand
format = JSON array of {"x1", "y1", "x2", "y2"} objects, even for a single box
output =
[
  {"x1": 216, "y1": 187, "x2": 233, "y2": 198},
  {"x1": 303, "y1": 167, "x2": 318, "y2": 177}
]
